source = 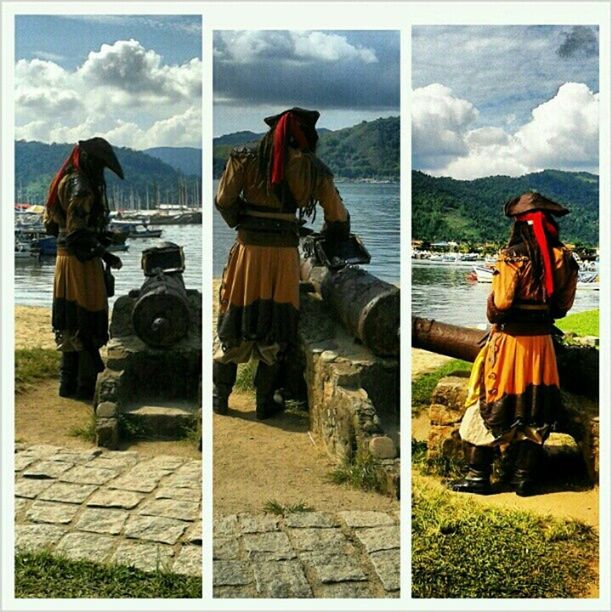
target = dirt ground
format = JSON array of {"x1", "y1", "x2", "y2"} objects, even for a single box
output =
[
  {"x1": 15, "y1": 306, "x2": 55, "y2": 350},
  {"x1": 213, "y1": 390, "x2": 399, "y2": 517}
]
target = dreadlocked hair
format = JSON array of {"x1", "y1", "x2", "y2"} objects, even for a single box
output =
[
  {"x1": 255, "y1": 127, "x2": 321, "y2": 222},
  {"x1": 79, "y1": 150, "x2": 110, "y2": 231},
  {"x1": 507, "y1": 219, "x2": 561, "y2": 301}
]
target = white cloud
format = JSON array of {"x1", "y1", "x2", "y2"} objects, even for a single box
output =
[
  {"x1": 215, "y1": 30, "x2": 377, "y2": 65},
  {"x1": 413, "y1": 82, "x2": 599, "y2": 179},
  {"x1": 15, "y1": 39, "x2": 201, "y2": 149},
  {"x1": 412, "y1": 84, "x2": 478, "y2": 169}
]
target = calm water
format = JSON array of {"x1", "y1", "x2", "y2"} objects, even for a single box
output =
[
  {"x1": 15, "y1": 225, "x2": 202, "y2": 307},
  {"x1": 412, "y1": 262, "x2": 600, "y2": 328},
  {"x1": 213, "y1": 181, "x2": 400, "y2": 284}
]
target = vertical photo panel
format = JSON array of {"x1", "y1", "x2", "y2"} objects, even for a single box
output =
[
  {"x1": 411, "y1": 24, "x2": 600, "y2": 599},
  {"x1": 212, "y1": 30, "x2": 401, "y2": 599},
  {"x1": 13, "y1": 14, "x2": 203, "y2": 598}
]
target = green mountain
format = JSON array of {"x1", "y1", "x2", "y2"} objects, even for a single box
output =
[
  {"x1": 15, "y1": 140, "x2": 200, "y2": 208},
  {"x1": 412, "y1": 170, "x2": 599, "y2": 246},
  {"x1": 213, "y1": 116, "x2": 400, "y2": 180},
  {"x1": 144, "y1": 146, "x2": 202, "y2": 177}
]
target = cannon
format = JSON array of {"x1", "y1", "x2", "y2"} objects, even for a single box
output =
[
  {"x1": 412, "y1": 316, "x2": 599, "y2": 399},
  {"x1": 300, "y1": 234, "x2": 399, "y2": 357},
  {"x1": 131, "y1": 242, "x2": 191, "y2": 347}
]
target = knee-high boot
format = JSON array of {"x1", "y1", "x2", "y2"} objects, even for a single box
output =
[
  {"x1": 76, "y1": 347, "x2": 103, "y2": 401},
  {"x1": 254, "y1": 360, "x2": 284, "y2": 420},
  {"x1": 512, "y1": 441, "x2": 542, "y2": 497},
  {"x1": 451, "y1": 443, "x2": 494, "y2": 494},
  {"x1": 213, "y1": 361, "x2": 237, "y2": 415},
  {"x1": 59, "y1": 352, "x2": 79, "y2": 397}
]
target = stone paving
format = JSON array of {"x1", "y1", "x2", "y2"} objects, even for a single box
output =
[
  {"x1": 14, "y1": 444, "x2": 201, "y2": 577},
  {"x1": 213, "y1": 510, "x2": 400, "y2": 598}
]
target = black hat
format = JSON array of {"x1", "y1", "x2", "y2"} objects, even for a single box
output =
[
  {"x1": 504, "y1": 192, "x2": 569, "y2": 217},
  {"x1": 264, "y1": 107, "x2": 320, "y2": 129},
  {"x1": 78, "y1": 137, "x2": 124, "y2": 179}
]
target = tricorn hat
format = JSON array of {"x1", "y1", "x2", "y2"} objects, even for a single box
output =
[
  {"x1": 264, "y1": 107, "x2": 320, "y2": 129},
  {"x1": 78, "y1": 137, "x2": 124, "y2": 179},
  {"x1": 504, "y1": 192, "x2": 569, "y2": 217}
]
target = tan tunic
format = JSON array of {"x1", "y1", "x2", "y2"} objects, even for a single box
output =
[
  {"x1": 460, "y1": 244, "x2": 578, "y2": 446},
  {"x1": 215, "y1": 147, "x2": 348, "y2": 364}
]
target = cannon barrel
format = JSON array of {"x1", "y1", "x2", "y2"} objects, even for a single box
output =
[
  {"x1": 302, "y1": 260, "x2": 399, "y2": 357},
  {"x1": 412, "y1": 316, "x2": 598, "y2": 399}
]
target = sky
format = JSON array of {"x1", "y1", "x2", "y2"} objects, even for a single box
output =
[
  {"x1": 15, "y1": 15, "x2": 202, "y2": 149},
  {"x1": 412, "y1": 25, "x2": 599, "y2": 179},
  {"x1": 213, "y1": 30, "x2": 400, "y2": 136}
]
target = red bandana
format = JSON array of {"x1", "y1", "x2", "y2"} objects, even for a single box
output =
[
  {"x1": 46, "y1": 145, "x2": 81, "y2": 212},
  {"x1": 516, "y1": 211, "x2": 559, "y2": 298},
  {"x1": 270, "y1": 112, "x2": 309, "y2": 185}
]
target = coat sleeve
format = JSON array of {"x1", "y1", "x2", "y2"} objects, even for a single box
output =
[
  {"x1": 215, "y1": 151, "x2": 246, "y2": 228},
  {"x1": 490, "y1": 254, "x2": 523, "y2": 313},
  {"x1": 550, "y1": 249, "x2": 579, "y2": 319},
  {"x1": 314, "y1": 171, "x2": 350, "y2": 240}
]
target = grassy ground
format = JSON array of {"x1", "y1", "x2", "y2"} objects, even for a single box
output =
[
  {"x1": 412, "y1": 478, "x2": 598, "y2": 598},
  {"x1": 15, "y1": 348, "x2": 59, "y2": 394},
  {"x1": 557, "y1": 308, "x2": 599, "y2": 337},
  {"x1": 412, "y1": 358, "x2": 471, "y2": 415},
  {"x1": 15, "y1": 551, "x2": 201, "y2": 598}
]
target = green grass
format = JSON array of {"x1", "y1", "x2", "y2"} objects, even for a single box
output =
[
  {"x1": 15, "y1": 551, "x2": 202, "y2": 598},
  {"x1": 328, "y1": 450, "x2": 385, "y2": 493},
  {"x1": 557, "y1": 309, "x2": 599, "y2": 337},
  {"x1": 412, "y1": 359, "x2": 471, "y2": 414},
  {"x1": 15, "y1": 348, "x2": 60, "y2": 394},
  {"x1": 263, "y1": 500, "x2": 314, "y2": 515},
  {"x1": 412, "y1": 480, "x2": 598, "y2": 598},
  {"x1": 69, "y1": 414, "x2": 97, "y2": 444},
  {"x1": 235, "y1": 359, "x2": 257, "y2": 392},
  {"x1": 411, "y1": 439, "x2": 467, "y2": 481}
]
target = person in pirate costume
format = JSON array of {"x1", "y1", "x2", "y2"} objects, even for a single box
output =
[
  {"x1": 214, "y1": 108, "x2": 349, "y2": 420},
  {"x1": 452, "y1": 192, "x2": 578, "y2": 497},
  {"x1": 44, "y1": 137, "x2": 124, "y2": 400}
]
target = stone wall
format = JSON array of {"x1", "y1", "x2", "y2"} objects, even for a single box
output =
[{"x1": 298, "y1": 289, "x2": 399, "y2": 498}]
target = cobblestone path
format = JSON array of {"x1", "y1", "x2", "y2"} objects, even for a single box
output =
[
  {"x1": 214, "y1": 511, "x2": 400, "y2": 598},
  {"x1": 14, "y1": 444, "x2": 201, "y2": 577}
]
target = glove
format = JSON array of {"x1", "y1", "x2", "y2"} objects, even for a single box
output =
[
  {"x1": 320, "y1": 212, "x2": 351, "y2": 242},
  {"x1": 102, "y1": 251, "x2": 123, "y2": 270}
]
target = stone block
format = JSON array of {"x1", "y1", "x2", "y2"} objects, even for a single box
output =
[
  {"x1": 431, "y1": 376, "x2": 469, "y2": 410},
  {"x1": 38, "y1": 482, "x2": 97, "y2": 504},
  {"x1": 26, "y1": 501, "x2": 79, "y2": 525},
  {"x1": 112, "y1": 541, "x2": 174, "y2": 574},
  {"x1": 172, "y1": 545, "x2": 202, "y2": 576},
  {"x1": 96, "y1": 401, "x2": 118, "y2": 418},
  {"x1": 338, "y1": 511, "x2": 396, "y2": 529},
  {"x1": 15, "y1": 524, "x2": 66, "y2": 551},
  {"x1": 369, "y1": 548, "x2": 400, "y2": 592},
  {"x1": 86, "y1": 489, "x2": 144, "y2": 509},
  {"x1": 288, "y1": 528, "x2": 351, "y2": 553},
  {"x1": 23, "y1": 461, "x2": 72, "y2": 480},
  {"x1": 96, "y1": 418, "x2": 119, "y2": 450},
  {"x1": 353, "y1": 526, "x2": 399, "y2": 553},
  {"x1": 300, "y1": 550, "x2": 367, "y2": 583},
  {"x1": 214, "y1": 560, "x2": 253, "y2": 587},
  {"x1": 253, "y1": 560, "x2": 312, "y2": 598},
  {"x1": 429, "y1": 402, "x2": 465, "y2": 426},
  {"x1": 55, "y1": 532, "x2": 116, "y2": 562},
  {"x1": 124, "y1": 514, "x2": 188, "y2": 544},
  {"x1": 75, "y1": 508, "x2": 129, "y2": 535},
  {"x1": 369, "y1": 436, "x2": 397, "y2": 459}
]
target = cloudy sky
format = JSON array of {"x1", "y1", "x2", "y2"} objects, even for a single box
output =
[
  {"x1": 412, "y1": 25, "x2": 599, "y2": 179},
  {"x1": 15, "y1": 15, "x2": 202, "y2": 149},
  {"x1": 213, "y1": 30, "x2": 399, "y2": 136}
]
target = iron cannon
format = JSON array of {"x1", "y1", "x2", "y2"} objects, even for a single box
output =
[
  {"x1": 412, "y1": 316, "x2": 599, "y2": 399},
  {"x1": 131, "y1": 242, "x2": 191, "y2": 347},
  {"x1": 300, "y1": 232, "x2": 399, "y2": 357}
]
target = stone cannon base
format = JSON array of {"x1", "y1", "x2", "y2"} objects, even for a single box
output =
[
  {"x1": 296, "y1": 288, "x2": 400, "y2": 498},
  {"x1": 426, "y1": 374, "x2": 599, "y2": 485},
  {"x1": 94, "y1": 290, "x2": 202, "y2": 449}
]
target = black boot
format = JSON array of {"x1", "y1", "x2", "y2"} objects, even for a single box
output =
[
  {"x1": 451, "y1": 444, "x2": 494, "y2": 495},
  {"x1": 59, "y1": 352, "x2": 78, "y2": 397},
  {"x1": 213, "y1": 361, "x2": 237, "y2": 415},
  {"x1": 513, "y1": 441, "x2": 542, "y2": 497},
  {"x1": 76, "y1": 347, "x2": 103, "y2": 401},
  {"x1": 254, "y1": 360, "x2": 284, "y2": 420}
]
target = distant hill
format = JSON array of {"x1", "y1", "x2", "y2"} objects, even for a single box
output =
[
  {"x1": 144, "y1": 147, "x2": 202, "y2": 177},
  {"x1": 213, "y1": 116, "x2": 400, "y2": 180},
  {"x1": 15, "y1": 140, "x2": 200, "y2": 208},
  {"x1": 412, "y1": 169, "x2": 599, "y2": 245}
]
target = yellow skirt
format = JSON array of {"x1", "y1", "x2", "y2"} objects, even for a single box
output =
[
  {"x1": 52, "y1": 251, "x2": 108, "y2": 350},
  {"x1": 461, "y1": 330, "x2": 561, "y2": 444},
  {"x1": 217, "y1": 241, "x2": 300, "y2": 350}
]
